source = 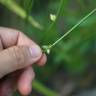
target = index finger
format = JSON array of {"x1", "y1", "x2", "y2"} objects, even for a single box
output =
[{"x1": 0, "y1": 27, "x2": 47, "y2": 65}]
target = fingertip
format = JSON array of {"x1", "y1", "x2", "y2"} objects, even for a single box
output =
[
  {"x1": 37, "y1": 53, "x2": 47, "y2": 66},
  {"x1": 17, "y1": 67, "x2": 35, "y2": 95},
  {"x1": 18, "y1": 83, "x2": 32, "y2": 96}
]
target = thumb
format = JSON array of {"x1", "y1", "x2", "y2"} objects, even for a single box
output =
[{"x1": 0, "y1": 45, "x2": 42, "y2": 78}]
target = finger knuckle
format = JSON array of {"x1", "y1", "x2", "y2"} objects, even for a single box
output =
[{"x1": 12, "y1": 46, "x2": 25, "y2": 69}]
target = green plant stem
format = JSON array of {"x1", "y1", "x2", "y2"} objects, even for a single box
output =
[
  {"x1": 48, "y1": 0, "x2": 64, "y2": 31},
  {"x1": 49, "y1": 8, "x2": 96, "y2": 49},
  {"x1": 33, "y1": 80, "x2": 58, "y2": 96},
  {"x1": 0, "y1": 0, "x2": 43, "y2": 30},
  {"x1": 42, "y1": 0, "x2": 66, "y2": 43}
]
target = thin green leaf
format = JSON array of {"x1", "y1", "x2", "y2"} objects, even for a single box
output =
[{"x1": 0, "y1": 0, "x2": 43, "y2": 30}]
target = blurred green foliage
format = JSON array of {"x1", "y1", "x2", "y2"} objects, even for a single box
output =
[{"x1": 0, "y1": 0, "x2": 96, "y2": 96}]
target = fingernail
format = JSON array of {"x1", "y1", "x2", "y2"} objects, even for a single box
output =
[{"x1": 29, "y1": 45, "x2": 42, "y2": 58}]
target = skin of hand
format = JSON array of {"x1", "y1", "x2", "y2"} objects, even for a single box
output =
[{"x1": 0, "y1": 27, "x2": 47, "y2": 96}]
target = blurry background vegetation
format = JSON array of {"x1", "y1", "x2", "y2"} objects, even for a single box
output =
[{"x1": 0, "y1": 0, "x2": 96, "y2": 96}]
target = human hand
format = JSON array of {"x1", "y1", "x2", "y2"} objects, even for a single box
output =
[{"x1": 0, "y1": 27, "x2": 47, "y2": 96}]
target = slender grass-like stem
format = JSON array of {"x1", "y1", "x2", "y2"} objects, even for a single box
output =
[
  {"x1": 49, "y1": 8, "x2": 96, "y2": 49},
  {"x1": 42, "y1": 8, "x2": 96, "y2": 54}
]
